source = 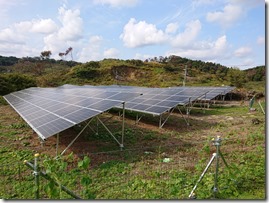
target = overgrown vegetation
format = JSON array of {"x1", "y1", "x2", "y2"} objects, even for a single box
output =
[
  {"x1": 0, "y1": 54, "x2": 265, "y2": 199},
  {"x1": 0, "y1": 55, "x2": 265, "y2": 96},
  {"x1": 0, "y1": 98, "x2": 265, "y2": 199}
]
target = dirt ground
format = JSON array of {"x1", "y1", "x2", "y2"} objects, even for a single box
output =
[{"x1": 0, "y1": 99, "x2": 264, "y2": 168}]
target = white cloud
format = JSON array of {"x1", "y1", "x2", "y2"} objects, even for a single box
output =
[
  {"x1": 0, "y1": 18, "x2": 57, "y2": 45},
  {"x1": 0, "y1": 0, "x2": 24, "y2": 19},
  {"x1": 0, "y1": 22, "x2": 43, "y2": 57},
  {"x1": 0, "y1": 28, "x2": 26, "y2": 44},
  {"x1": 14, "y1": 19, "x2": 58, "y2": 34},
  {"x1": 192, "y1": 0, "x2": 215, "y2": 7},
  {"x1": 206, "y1": 4, "x2": 243, "y2": 27},
  {"x1": 167, "y1": 35, "x2": 228, "y2": 61},
  {"x1": 89, "y1": 35, "x2": 103, "y2": 44},
  {"x1": 231, "y1": 0, "x2": 264, "y2": 8},
  {"x1": 206, "y1": 0, "x2": 263, "y2": 28},
  {"x1": 172, "y1": 20, "x2": 201, "y2": 47},
  {"x1": 0, "y1": 42, "x2": 39, "y2": 57},
  {"x1": 165, "y1": 23, "x2": 179, "y2": 34},
  {"x1": 93, "y1": 0, "x2": 139, "y2": 7},
  {"x1": 31, "y1": 19, "x2": 58, "y2": 34},
  {"x1": 257, "y1": 36, "x2": 265, "y2": 45},
  {"x1": 77, "y1": 35, "x2": 103, "y2": 62},
  {"x1": 0, "y1": 5, "x2": 83, "y2": 59},
  {"x1": 234, "y1": 46, "x2": 252, "y2": 58},
  {"x1": 43, "y1": 6, "x2": 83, "y2": 59},
  {"x1": 242, "y1": 58, "x2": 255, "y2": 67},
  {"x1": 120, "y1": 18, "x2": 168, "y2": 48},
  {"x1": 57, "y1": 6, "x2": 83, "y2": 41},
  {"x1": 104, "y1": 48, "x2": 120, "y2": 58},
  {"x1": 134, "y1": 53, "x2": 155, "y2": 61}
]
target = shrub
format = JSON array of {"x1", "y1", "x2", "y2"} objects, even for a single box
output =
[
  {"x1": 0, "y1": 73, "x2": 36, "y2": 95},
  {"x1": 70, "y1": 62, "x2": 101, "y2": 80}
]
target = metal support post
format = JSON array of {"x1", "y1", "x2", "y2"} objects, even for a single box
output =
[
  {"x1": 97, "y1": 116, "x2": 122, "y2": 147},
  {"x1": 203, "y1": 93, "x2": 207, "y2": 113},
  {"x1": 24, "y1": 160, "x2": 82, "y2": 199},
  {"x1": 213, "y1": 138, "x2": 221, "y2": 196},
  {"x1": 136, "y1": 114, "x2": 143, "y2": 124},
  {"x1": 121, "y1": 102, "x2": 125, "y2": 150},
  {"x1": 159, "y1": 114, "x2": 162, "y2": 128},
  {"x1": 189, "y1": 136, "x2": 231, "y2": 199},
  {"x1": 258, "y1": 101, "x2": 265, "y2": 115},
  {"x1": 34, "y1": 153, "x2": 40, "y2": 199},
  {"x1": 56, "y1": 133, "x2": 59, "y2": 157},
  {"x1": 96, "y1": 117, "x2": 99, "y2": 135},
  {"x1": 177, "y1": 106, "x2": 189, "y2": 126},
  {"x1": 159, "y1": 107, "x2": 176, "y2": 128},
  {"x1": 39, "y1": 137, "x2": 45, "y2": 148},
  {"x1": 189, "y1": 153, "x2": 216, "y2": 198}
]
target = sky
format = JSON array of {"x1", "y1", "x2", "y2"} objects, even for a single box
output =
[{"x1": 0, "y1": 0, "x2": 266, "y2": 70}]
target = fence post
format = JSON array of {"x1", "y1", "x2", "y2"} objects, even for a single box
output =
[
  {"x1": 24, "y1": 160, "x2": 82, "y2": 199},
  {"x1": 34, "y1": 153, "x2": 40, "y2": 199}
]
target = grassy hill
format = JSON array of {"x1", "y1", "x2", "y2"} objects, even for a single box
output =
[{"x1": 0, "y1": 55, "x2": 266, "y2": 96}]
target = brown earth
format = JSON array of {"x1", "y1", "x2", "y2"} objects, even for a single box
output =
[{"x1": 0, "y1": 99, "x2": 265, "y2": 169}]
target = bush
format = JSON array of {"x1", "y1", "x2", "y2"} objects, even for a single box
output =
[
  {"x1": 71, "y1": 61, "x2": 100, "y2": 79},
  {"x1": 228, "y1": 68, "x2": 246, "y2": 88},
  {"x1": 0, "y1": 73, "x2": 36, "y2": 95}
]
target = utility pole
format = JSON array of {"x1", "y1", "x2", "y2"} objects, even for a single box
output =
[{"x1": 183, "y1": 65, "x2": 187, "y2": 87}]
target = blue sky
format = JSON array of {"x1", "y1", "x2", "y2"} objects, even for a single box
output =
[{"x1": 0, "y1": 0, "x2": 265, "y2": 69}]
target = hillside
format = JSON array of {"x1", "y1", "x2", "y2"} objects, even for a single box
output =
[{"x1": 0, "y1": 55, "x2": 265, "y2": 97}]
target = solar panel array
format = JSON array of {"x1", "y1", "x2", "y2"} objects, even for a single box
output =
[
  {"x1": 4, "y1": 86, "x2": 141, "y2": 140},
  {"x1": 103, "y1": 85, "x2": 235, "y2": 115},
  {"x1": 4, "y1": 85, "x2": 234, "y2": 140}
]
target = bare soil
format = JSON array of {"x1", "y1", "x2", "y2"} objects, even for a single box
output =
[{"x1": 0, "y1": 100, "x2": 264, "y2": 169}]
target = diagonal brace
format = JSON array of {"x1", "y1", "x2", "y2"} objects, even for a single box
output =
[
  {"x1": 96, "y1": 116, "x2": 123, "y2": 148},
  {"x1": 159, "y1": 107, "x2": 176, "y2": 128},
  {"x1": 60, "y1": 118, "x2": 94, "y2": 156}
]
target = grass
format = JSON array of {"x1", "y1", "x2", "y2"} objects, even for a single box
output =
[{"x1": 0, "y1": 98, "x2": 266, "y2": 199}]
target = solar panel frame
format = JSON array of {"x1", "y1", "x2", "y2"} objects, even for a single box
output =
[
  {"x1": 4, "y1": 85, "x2": 235, "y2": 139},
  {"x1": 4, "y1": 85, "x2": 141, "y2": 140}
]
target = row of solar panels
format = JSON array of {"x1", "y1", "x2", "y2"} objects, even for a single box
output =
[{"x1": 4, "y1": 85, "x2": 234, "y2": 140}]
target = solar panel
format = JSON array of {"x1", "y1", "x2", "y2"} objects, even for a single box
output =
[
  {"x1": 113, "y1": 85, "x2": 234, "y2": 115},
  {"x1": 122, "y1": 87, "x2": 209, "y2": 114},
  {"x1": 4, "y1": 85, "x2": 141, "y2": 140},
  {"x1": 4, "y1": 84, "x2": 235, "y2": 139},
  {"x1": 194, "y1": 86, "x2": 235, "y2": 100}
]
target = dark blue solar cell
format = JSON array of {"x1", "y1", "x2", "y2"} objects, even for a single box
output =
[
  {"x1": 64, "y1": 109, "x2": 100, "y2": 124},
  {"x1": 30, "y1": 113, "x2": 59, "y2": 128},
  {"x1": 87, "y1": 99, "x2": 120, "y2": 112},
  {"x1": 73, "y1": 98, "x2": 102, "y2": 107},
  {"x1": 36, "y1": 118, "x2": 74, "y2": 139},
  {"x1": 54, "y1": 105, "x2": 82, "y2": 117},
  {"x1": 108, "y1": 92, "x2": 141, "y2": 101},
  {"x1": 156, "y1": 100, "x2": 179, "y2": 108},
  {"x1": 167, "y1": 95, "x2": 190, "y2": 102},
  {"x1": 141, "y1": 99, "x2": 160, "y2": 105},
  {"x1": 92, "y1": 91, "x2": 118, "y2": 99},
  {"x1": 131, "y1": 104, "x2": 152, "y2": 111},
  {"x1": 145, "y1": 106, "x2": 169, "y2": 114}
]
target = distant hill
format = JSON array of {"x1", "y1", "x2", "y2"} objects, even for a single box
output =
[
  {"x1": 244, "y1": 65, "x2": 265, "y2": 81},
  {"x1": 0, "y1": 55, "x2": 265, "y2": 96}
]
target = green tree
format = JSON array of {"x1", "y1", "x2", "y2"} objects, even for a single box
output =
[{"x1": 227, "y1": 67, "x2": 246, "y2": 88}]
